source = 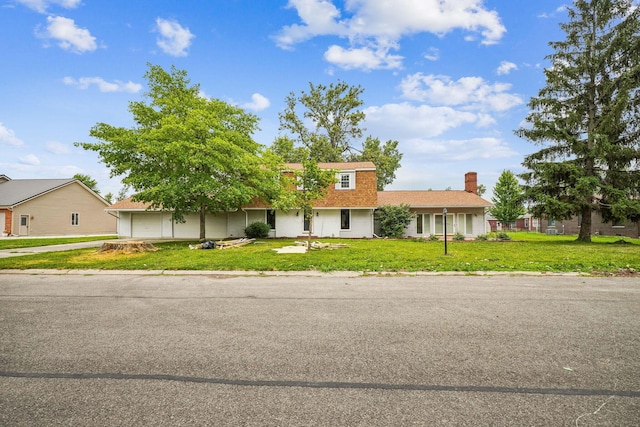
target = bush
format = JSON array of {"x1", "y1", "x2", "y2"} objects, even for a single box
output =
[
  {"x1": 428, "y1": 234, "x2": 440, "y2": 241},
  {"x1": 453, "y1": 232, "x2": 465, "y2": 241},
  {"x1": 376, "y1": 204, "x2": 415, "y2": 238},
  {"x1": 244, "y1": 221, "x2": 270, "y2": 239},
  {"x1": 475, "y1": 234, "x2": 488, "y2": 241},
  {"x1": 496, "y1": 232, "x2": 511, "y2": 241}
]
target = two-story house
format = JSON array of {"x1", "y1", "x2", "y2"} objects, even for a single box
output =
[{"x1": 107, "y1": 163, "x2": 492, "y2": 239}]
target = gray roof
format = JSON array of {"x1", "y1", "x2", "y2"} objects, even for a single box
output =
[{"x1": 0, "y1": 178, "x2": 76, "y2": 207}]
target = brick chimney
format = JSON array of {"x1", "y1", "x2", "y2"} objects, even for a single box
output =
[{"x1": 465, "y1": 172, "x2": 478, "y2": 194}]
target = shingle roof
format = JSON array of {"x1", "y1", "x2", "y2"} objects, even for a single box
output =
[
  {"x1": 377, "y1": 190, "x2": 492, "y2": 208},
  {"x1": 0, "y1": 178, "x2": 76, "y2": 207},
  {"x1": 284, "y1": 162, "x2": 376, "y2": 170},
  {"x1": 106, "y1": 197, "x2": 152, "y2": 210}
]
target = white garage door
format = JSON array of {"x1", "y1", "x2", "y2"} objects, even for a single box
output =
[{"x1": 131, "y1": 213, "x2": 163, "y2": 238}]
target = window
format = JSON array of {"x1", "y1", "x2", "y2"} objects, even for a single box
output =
[
  {"x1": 266, "y1": 210, "x2": 276, "y2": 230},
  {"x1": 416, "y1": 214, "x2": 430, "y2": 234},
  {"x1": 341, "y1": 209, "x2": 350, "y2": 230},
  {"x1": 303, "y1": 216, "x2": 310, "y2": 232},
  {"x1": 71, "y1": 212, "x2": 79, "y2": 226},
  {"x1": 336, "y1": 172, "x2": 355, "y2": 190},
  {"x1": 465, "y1": 214, "x2": 473, "y2": 234},
  {"x1": 548, "y1": 218, "x2": 556, "y2": 227},
  {"x1": 20, "y1": 216, "x2": 28, "y2": 226}
]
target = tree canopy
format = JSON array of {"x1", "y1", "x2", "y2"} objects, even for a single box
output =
[
  {"x1": 489, "y1": 170, "x2": 526, "y2": 225},
  {"x1": 275, "y1": 81, "x2": 402, "y2": 190},
  {"x1": 76, "y1": 64, "x2": 282, "y2": 240},
  {"x1": 516, "y1": 0, "x2": 640, "y2": 242},
  {"x1": 73, "y1": 173, "x2": 99, "y2": 194}
]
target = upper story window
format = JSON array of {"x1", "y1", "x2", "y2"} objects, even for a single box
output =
[{"x1": 336, "y1": 172, "x2": 355, "y2": 190}]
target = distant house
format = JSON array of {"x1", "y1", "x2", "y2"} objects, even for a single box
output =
[
  {"x1": 539, "y1": 214, "x2": 639, "y2": 238},
  {"x1": 488, "y1": 214, "x2": 539, "y2": 232},
  {"x1": 107, "y1": 164, "x2": 492, "y2": 240},
  {"x1": 0, "y1": 175, "x2": 116, "y2": 237}
]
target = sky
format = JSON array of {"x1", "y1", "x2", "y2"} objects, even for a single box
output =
[{"x1": 1, "y1": 0, "x2": 577, "y2": 200}]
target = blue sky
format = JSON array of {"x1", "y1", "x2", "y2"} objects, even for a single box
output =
[{"x1": 1, "y1": 0, "x2": 575, "y2": 199}]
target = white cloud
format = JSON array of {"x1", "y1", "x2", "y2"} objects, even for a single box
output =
[
  {"x1": 399, "y1": 73, "x2": 523, "y2": 112},
  {"x1": 496, "y1": 60, "x2": 517, "y2": 75},
  {"x1": 155, "y1": 18, "x2": 194, "y2": 57},
  {"x1": 45, "y1": 141, "x2": 69, "y2": 154},
  {"x1": 424, "y1": 47, "x2": 440, "y2": 61},
  {"x1": 63, "y1": 76, "x2": 142, "y2": 93},
  {"x1": 364, "y1": 103, "x2": 479, "y2": 139},
  {"x1": 38, "y1": 15, "x2": 97, "y2": 53},
  {"x1": 275, "y1": 0, "x2": 506, "y2": 70},
  {"x1": 241, "y1": 93, "x2": 271, "y2": 111},
  {"x1": 19, "y1": 154, "x2": 41, "y2": 166},
  {"x1": 15, "y1": 0, "x2": 80, "y2": 13},
  {"x1": 407, "y1": 137, "x2": 517, "y2": 161},
  {"x1": 0, "y1": 123, "x2": 23, "y2": 147},
  {"x1": 324, "y1": 44, "x2": 403, "y2": 70}
]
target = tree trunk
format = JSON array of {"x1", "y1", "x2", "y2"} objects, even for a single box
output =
[
  {"x1": 307, "y1": 212, "x2": 313, "y2": 250},
  {"x1": 199, "y1": 204, "x2": 206, "y2": 242},
  {"x1": 577, "y1": 206, "x2": 592, "y2": 243}
]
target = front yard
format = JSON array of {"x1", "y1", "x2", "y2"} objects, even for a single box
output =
[{"x1": 0, "y1": 233, "x2": 637, "y2": 275}]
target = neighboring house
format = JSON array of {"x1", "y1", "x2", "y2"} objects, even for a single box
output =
[
  {"x1": 0, "y1": 175, "x2": 116, "y2": 237},
  {"x1": 539, "y1": 214, "x2": 639, "y2": 238},
  {"x1": 378, "y1": 173, "x2": 492, "y2": 238},
  {"x1": 107, "y1": 164, "x2": 492, "y2": 239},
  {"x1": 488, "y1": 214, "x2": 539, "y2": 232}
]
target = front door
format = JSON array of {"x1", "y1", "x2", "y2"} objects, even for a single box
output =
[{"x1": 19, "y1": 215, "x2": 29, "y2": 236}]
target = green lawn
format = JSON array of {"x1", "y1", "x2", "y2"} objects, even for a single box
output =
[
  {"x1": 0, "y1": 235, "x2": 117, "y2": 250},
  {"x1": 0, "y1": 232, "x2": 637, "y2": 274}
]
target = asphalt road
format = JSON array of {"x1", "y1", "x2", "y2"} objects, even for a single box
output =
[{"x1": 1, "y1": 273, "x2": 639, "y2": 426}]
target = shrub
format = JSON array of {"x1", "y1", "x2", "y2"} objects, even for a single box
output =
[
  {"x1": 475, "y1": 234, "x2": 488, "y2": 241},
  {"x1": 244, "y1": 221, "x2": 270, "y2": 239},
  {"x1": 376, "y1": 204, "x2": 415, "y2": 238},
  {"x1": 428, "y1": 234, "x2": 440, "y2": 241},
  {"x1": 453, "y1": 232, "x2": 465, "y2": 241},
  {"x1": 496, "y1": 232, "x2": 511, "y2": 241}
]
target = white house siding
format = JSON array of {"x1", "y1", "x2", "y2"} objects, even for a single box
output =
[
  {"x1": 340, "y1": 209, "x2": 373, "y2": 238},
  {"x1": 227, "y1": 211, "x2": 247, "y2": 238},
  {"x1": 274, "y1": 210, "x2": 301, "y2": 237},
  {"x1": 314, "y1": 209, "x2": 340, "y2": 237}
]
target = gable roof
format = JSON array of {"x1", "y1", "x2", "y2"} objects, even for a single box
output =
[
  {"x1": 378, "y1": 190, "x2": 492, "y2": 208},
  {"x1": 106, "y1": 197, "x2": 152, "y2": 211},
  {"x1": 0, "y1": 179, "x2": 75, "y2": 207}
]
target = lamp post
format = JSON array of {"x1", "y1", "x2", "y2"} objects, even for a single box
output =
[{"x1": 443, "y1": 208, "x2": 448, "y2": 255}]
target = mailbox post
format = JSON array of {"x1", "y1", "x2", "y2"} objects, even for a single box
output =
[{"x1": 443, "y1": 208, "x2": 448, "y2": 255}]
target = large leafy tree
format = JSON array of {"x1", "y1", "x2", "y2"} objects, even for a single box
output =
[
  {"x1": 516, "y1": 0, "x2": 640, "y2": 242},
  {"x1": 76, "y1": 64, "x2": 282, "y2": 240},
  {"x1": 275, "y1": 81, "x2": 402, "y2": 190},
  {"x1": 489, "y1": 170, "x2": 526, "y2": 227}
]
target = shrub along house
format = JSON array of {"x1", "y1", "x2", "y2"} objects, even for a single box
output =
[
  {"x1": 107, "y1": 164, "x2": 492, "y2": 239},
  {"x1": 0, "y1": 174, "x2": 116, "y2": 237}
]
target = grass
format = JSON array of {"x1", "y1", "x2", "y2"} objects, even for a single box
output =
[
  {"x1": 0, "y1": 235, "x2": 117, "y2": 250},
  {"x1": 0, "y1": 232, "x2": 637, "y2": 274}
]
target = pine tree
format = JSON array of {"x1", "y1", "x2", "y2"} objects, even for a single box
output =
[
  {"x1": 489, "y1": 170, "x2": 526, "y2": 228},
  {"x1": 516, "y1": 0, "x2": 640, "y2": 242}
]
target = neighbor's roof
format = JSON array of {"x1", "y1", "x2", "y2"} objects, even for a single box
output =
[
  {"x1": 0, "y1": 178, "x2": 77, "y2": 207},
  {"x1": 378, "y1": 190, "x2": 492, "y2": 208},
  {"x1": 106, "y1": 197, "x2": 152, "y2": 211},
  {"x1": 284, "y1": 161, "x2": 376, "y2": 170}
]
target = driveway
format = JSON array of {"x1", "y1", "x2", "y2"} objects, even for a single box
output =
[{"x1": 1, "y1": 273, "x2": 639, "y2": 426}]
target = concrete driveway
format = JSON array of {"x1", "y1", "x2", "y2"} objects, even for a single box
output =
[{"x1": 1, "y1": 273, "x2": 638, "y2": 426}]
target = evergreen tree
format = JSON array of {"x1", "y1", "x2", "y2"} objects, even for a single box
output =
[
  {"x1": 489, "y1": 170, "x2": 526, "y2": 228},
  {"x1": 516, "y1": 0, "x2": 640, "y2": 242}
]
